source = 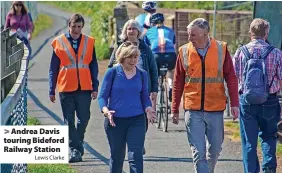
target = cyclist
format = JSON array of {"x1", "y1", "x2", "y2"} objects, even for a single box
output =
[
  {"x1": 144, "y1": 13, "x2": 176, "y2": 102},
  {"x1": 135, "y1": 1, "x2": 157, "y2": 35}
]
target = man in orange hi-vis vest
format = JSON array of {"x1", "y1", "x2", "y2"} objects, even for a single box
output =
[
  {"x1": 171, "y1": 18, "x2": 239, "y2": 173},
  {"x1": 49, "y1": 14, "x2": 99, "y2": 163}
]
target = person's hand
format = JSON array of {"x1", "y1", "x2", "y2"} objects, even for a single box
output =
[
  {"x1": 104, "y1": 110, "x2": 116, "y2": 127},
  {"x1": 146, "y1": 107, "x2": 156, "y2": 124},
  {"x1": 231, "y1": 107, "x2": 239, "y2": 120},
  {"x1": 171, "y1": 113, "x2": 179, "y2": 124},
  {"x1": 27, "y1": 33, "x2": 32, "y2": 40},
  {"x1": 49, "y1": 95, "x2": 56, "y2": 103},
  {"x1": 91, "y1": 91, "x2": 98, "y2": 100}
]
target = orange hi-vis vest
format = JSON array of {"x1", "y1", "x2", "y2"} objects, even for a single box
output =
[
  {"x1": 179, "y1": 39, "x2": 227, "y2": 111},
  {"x1": 51, "y1": 34, "x2": 95, "y2": 92}
]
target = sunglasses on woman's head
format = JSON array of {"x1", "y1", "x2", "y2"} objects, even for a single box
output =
[
  {"x1": 127, "y1": 27, "x2": 137, "y2": 31},
  {"x1": 122, "y1": 41, "x2": 138, "y2": 47}
]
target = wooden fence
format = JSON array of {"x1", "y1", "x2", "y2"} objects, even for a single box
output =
[
  {"x1": 126, "y1": 7, "x2": 253, "y2": 54},
  {"x1": 174, "y1": 9, "x2": 252, "y2": 53}
]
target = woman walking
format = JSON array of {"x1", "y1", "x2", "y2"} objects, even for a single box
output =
[{"x1": 99, "y1": 43, "x2": 156, "y2": 173}]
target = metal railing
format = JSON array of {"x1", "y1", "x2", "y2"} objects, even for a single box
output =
[{"x1": 1, "y1": 28, "x2": 29, "y2": 173}]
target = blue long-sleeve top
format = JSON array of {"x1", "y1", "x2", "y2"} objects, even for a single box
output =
[
  {"x1": 49, "y1": 32, "x2": 99, "y2": 95},
  {"x1": 98, "y1": 64, "x2": 152, "y2": 118}
]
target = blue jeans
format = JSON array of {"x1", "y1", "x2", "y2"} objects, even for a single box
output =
[
  {"x1": 239, "y1": 95, "x2": 281, "y2": 173},
  {"x1": 59, "y1": 90, "x2": 91, "y2": 150},
  {"x1": 184, "y1": 110, "x2": 224, "y2": 173},
  {"x1": 105, "y1": 114, "x2": 146, "y2": 173},
  {"x1": 18, "y1": 36, "x2": 32, "y2": 59}
]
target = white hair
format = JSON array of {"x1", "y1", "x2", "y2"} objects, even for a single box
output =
[
  {"x1": 119, "y1": 19, "x2": 142, "y2": 41},
  {"x1": 187, "y1": 18, "x2": 210, "y2": 32}
]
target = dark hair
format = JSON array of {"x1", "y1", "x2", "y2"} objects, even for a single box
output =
[
  {"x1": 10, "y1": 1, "x2": 28, "y2": 15},
  {"x1": 68, "y1": 14, "x2": 85, "y2": 27}
]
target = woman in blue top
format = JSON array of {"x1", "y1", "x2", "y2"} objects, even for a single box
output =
[
  {"x1": 108, "y1": 19, "x2": 158, "y2": 156},
  {"x1": 98, "y1": 43, "x2": 156, "y2": 173}
]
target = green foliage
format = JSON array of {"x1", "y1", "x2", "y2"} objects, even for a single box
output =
[
  {"x1": 27, "y1": 116, "x2": 41, "y2": 125},
  {"x1": 158, "y1": 2, "x2": 214, "y2": 10},
  {"x1": 158, "y1": 1, "x2": 253, "y2": 11},
  {"x1": 277, "y1": 143, "x2": 282, "y2": 155},
  {"x1": 32, "y1": 14, "x2": 53, "y2": 39},
  {"x1": 228, "y1": 37, "x2": 249, "y2": 55},
  {"x1": 225, "y1": 121, "x2": 282, "y2": 156},
  {"x1": 28, "y1": 164, "x2": 76, "y2": 173},
  {"x1": 41, "y1": 1, "x2": 253, "y2": 59},
  {"x1": 42, "y1": 1, "x2": 116, "y2": 60}
]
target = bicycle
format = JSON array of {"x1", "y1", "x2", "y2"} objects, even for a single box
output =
[{"x1": 156, "y1": 64, "x2": 169, "y2": 132}]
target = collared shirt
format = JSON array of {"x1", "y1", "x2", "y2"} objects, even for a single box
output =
[
  {"x1": 196, "y1": 39, "x2": 211, "y2": 58},
  {"x1": 233, "y1": 39, "x2": 282, "y2": 94},
  {"x1": 49, "y1": 32, "x2": 99, "y2": 95}
]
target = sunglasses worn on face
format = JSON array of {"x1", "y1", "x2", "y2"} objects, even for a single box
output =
[{"x1": 15, "y1": 4, "x2": 22, "y2": 7}]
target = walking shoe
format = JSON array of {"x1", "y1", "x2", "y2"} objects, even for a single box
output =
[
  {"x1": 78, "y1": 141, "x2": 84, "y2": 156},
  {"x1": 168, "y1": 102, "x2": 171, "y2": 114},
  {"x1": 69, "y1": 149, "x2": 82, "y2": 163}
]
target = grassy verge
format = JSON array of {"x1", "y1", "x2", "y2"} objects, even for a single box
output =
[
  {"x1": 27, "y1": 116, "x2": 41, "y2": 125},
  {"x1": 41, "y1": 2, "x2": 116, "y2": 60},
  {"x1": 224, "y1": 121, "x2": 282, "y2": 156},
  {"x1": 28, "y1": 164, "x2": 76, "y2": 173},
  {"x1": 32, "y1": 13, "x2": 53, "y2": 39},
  {"x1": 27, "y1": 116, "x2": 76, "y2": 173}
]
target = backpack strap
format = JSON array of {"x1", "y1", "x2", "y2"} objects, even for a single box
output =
[
  {"x1": 240, "y1": 45, "x2": 252, "y2": 61},
  {"x1": 261, "y1": 45, "x2": 275, "y2": 88},
  {"x1": 261, "y1": 45, "x2": 275, "y2": 59},
  {"x1": 109, "y1": 66, "x2": 117, "y2": 97}
]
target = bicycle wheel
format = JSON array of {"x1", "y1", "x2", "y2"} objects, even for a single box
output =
[
  {"x1": 161, "y1": 81, "x2": 169, "y2": 132},
  {"x1": 156, "y1": 87, "x2": 162, "y2": 129}
]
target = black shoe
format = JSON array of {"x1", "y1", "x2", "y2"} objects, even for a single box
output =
[
  {"x1": 78, "y1": 141, "x2": 84, "y2": 156},
  {"x1": 168, "y1": 103, "x2": 171, "y2": 114},
  {"x1": 263, "y1": 168, "x2": 276, "y2": 173},
  {"x1": 69, "y1": 149, "x2": 82, "y2": 163},
  {"x1": 143, "y1": 147, "x2": 146, "y2": 155},
  {"x1": 169, "y1": 88, "x2": 172, "y2": 102}
]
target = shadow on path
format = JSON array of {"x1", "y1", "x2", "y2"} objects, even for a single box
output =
[
  {"x1": 141, "y1": 156, "x2": 242, "y2": 163},
  {"x1": 27, "y1": 89, "x2": 111, "y2": 167}
]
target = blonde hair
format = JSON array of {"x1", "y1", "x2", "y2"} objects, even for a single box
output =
[
  {"x1": 115, "y1": 43, "x2": 141, "y2": 64},
  {"x1": 249, "y1": 18, "x2": 270, "y2": 39},
  {"x1": 119, "y1": 19, "x2": 142, "y2": 41}
]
